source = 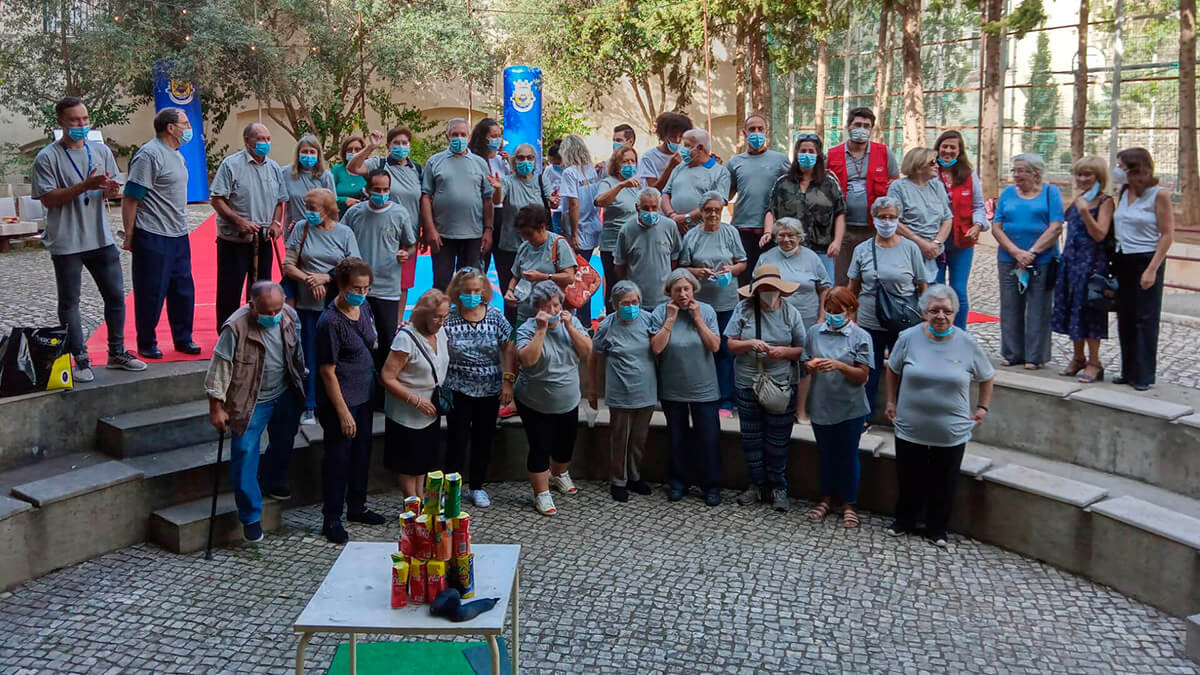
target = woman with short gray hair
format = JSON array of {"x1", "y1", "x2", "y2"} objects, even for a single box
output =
[
  {"x1": 588, "y1": 280, "x2": 657, "y2": 502},
  {"x1": 885, "y1": 284, "x2": 994, "y2": 547},
  {"x1": 991, "y1": 153, "x2": 1065, "y2": 370}
]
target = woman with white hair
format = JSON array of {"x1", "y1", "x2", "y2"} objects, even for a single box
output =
[
  {"x1": 991, "y1": 153, "x2": 1065, "y2": 370},
  {"x1": 515, "y1": 280, "x2": 593, "y2": 515},
  {"x1": 282, "y1": 135, "x2": 336, "y2": 239},
  {"x1": 558, "y1": 134, "x2": 603, "y2": 326},
  {"x1": 885, "y1": 284, "x2": 994, "y2": 547},
  {"x1": 492, "y1": 143, "x2": 555, "y2": 326},
  {"x1": 588, "y1": 281, "x2": 657, "y2": 502}
]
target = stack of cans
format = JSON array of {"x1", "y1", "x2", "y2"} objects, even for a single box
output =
[{"x1": 392, "y1": 470, "x2": 475, "y2": 610}]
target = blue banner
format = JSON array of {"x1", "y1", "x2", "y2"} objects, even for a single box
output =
[
  {"x1": 153, "y1": 61, "x2": 209, "y2": 202},
  {"x1": 502, "y1": 66, "x2": 543, "y2": 169}
]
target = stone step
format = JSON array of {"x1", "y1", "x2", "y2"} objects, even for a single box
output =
[
  {"x1": 149, "y1": 493, "x2": 281, "y2": 555},
  {"x1": 0, "y1": 451, "x2": 109, "y2": 494},
  {"x1": 96, "y1": 400, "x2": 216, "y2": 458}
]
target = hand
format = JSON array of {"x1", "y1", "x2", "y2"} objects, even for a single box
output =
[
  {"x1": 971, "y1": 406, "x2": 988, "y2": 425},
  {"x1": 815, "y1": 358, "x2": 841, "y2": 372},
  {"x1": 667, "y1": 153, "x2": 681, "y2": 167},
  {"x1": 535, "y1": 310, "x2": 553, "y2": 330},
  {"x1": 345, "y1": 197, "x2": 360, "y2": 207},
  {"x1": 826, "y1": 240, "x2": 842, "y2": 259},
  {"x1": 567, "y1": 236, "x2": 578, "y2": 250},
  {"x1": 671, "y1": 213, "x2": 688, "y2": 227},
  {"x1": 396, "y1": 248, "x2": 410, "y2": 264},
  {"x1": 481, "y1": 229, "x2": 493, "y2": 256},
  {"x1": 83, "y1": 167, "x2": 111, "y2": 191},
  {"x1": 121, "y1": 229, "x2": 134, "y2": 252},
  {"x1": 236, "y1": 217, "x2": 257, "y2": 236},
  {"x1": 548, "y1": 194, "x2": 561, "y2": 209},
  {"x1": 415, "y1": 398, "x2": 437, "y2": 416},
  {"x1": 587, "y1": 389, "x2": 598, "y2": 410},
  {"x1": 688, "y1": 301, "x2": 704, "y2": 321},
  {"x1": 103, "y1": 178, "x2": 122, "y2": 199},
  {"x1": 1140, "y1": 268, "x2": 1157, "y2": 290},
  {"x1": 711, "y1": 153, "x2": 723, "y2": 164},
  {"x1": 368, "y1": 129, "x2": 385, "y2": 147},
  {"x1": 1074, "y1": 195, "x2": 1091, "y2": 212},
  {"x1": 695, "y1": 267, "x2": 716, "y2": 280},
  {"x1": 209, "y1": 407, "x2": 229, "y2": 434},
  {"x1": 965, "y1": 224, "x2": 981, "y2": 242},
  {"x1": 759, "y1": 232, "x2": 773, "y2": 249},
  {"x1": 919, "y1": 239, "x2": 940, "y2": 260},
  {"x1": 504, "y1": 288, "x2": 518, "y2": 305},
  {"x1": 558, "y1": 310, "x2": 573, "y2": 327},
  {"x1": 268, "y1": 221, "x2": 282, "y2": 240},
  {"x1": 1015, "y1": 250, "x2": 1036, "y2": 268},
  {"x1": 664, "y1": 302, "x2": 681, "y2": 322},
  {"x1": 486, "y1": 173, "x2": 502, "y2": 191},
  {"x1": 885, "y1": 401, "x2": 897, "y2": 422},
  {"x1": 804, "y1": 358, "x2": 823, "y2": 373},
  {"x1": 500, "y1": 382, "x2": 514, "y2": 406},
  {"x1": 424, "y1": 228, "x2": 443, "y2": 253},
  {"x1": 339, "y1": 409, "x2": 357, "y2": 438},
  {"x1": 621, "y1": 177, "x2": 642, "y2": 190},
  {"x1": 765, "y1": 345, "x2": 787, "y2": 360},
  {"x1": 521, "y1": 269, "x2": 544, "y2": 282},
  {"x1": 311, "y1": 283, "x2": 327, "y2": 302},
  {"x1": 497, "y1": 150, "x2": 510, "y2": 161}
]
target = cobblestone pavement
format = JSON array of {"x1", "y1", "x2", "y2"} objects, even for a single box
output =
[{"x1": 0, "y1": 482, "x2": 1195, "y2": 674}]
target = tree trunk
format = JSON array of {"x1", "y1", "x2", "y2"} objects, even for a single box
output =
[
  {"x1": 873, "y1": 0, "x2": 893, "y2": 143},
  {"x1": 1181, "y1": 0, "x2": 1200, "y2": 224},
  {"x1": 842, "y1": 23, "x2": 853, "y2": 127},
  {"x1": 735, "y1": 23, "x2": 747, "y2": 132},
  {"x1": 814, "y1": 41, "x2": 829, "y2": 138},
  {"x1": 979, "y1": 0, "x2": 1005, "y2": 199},
  {"x1": 1070, "y1": 0, "x2": 1089, "y2": 161},
  {"x1": 900, "y1": 0, "x2": 925, "y2": 150},
  {"x1": 749, "y1": 13, "x2": 767, "y2": 115}
]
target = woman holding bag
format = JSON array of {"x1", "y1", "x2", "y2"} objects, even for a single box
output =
[{"x1": 932, "y1": 131, "x2": 989, "y2": 329}]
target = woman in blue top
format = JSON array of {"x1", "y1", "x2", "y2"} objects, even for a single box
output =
[{"x1": 990, "y1": 153, "x2": 1065, "y2": 370}]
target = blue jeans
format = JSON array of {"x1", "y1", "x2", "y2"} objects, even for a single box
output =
[
  {"x1": 734, "y1": 388, "x2": 796, "y2": 489},
  {"x1": 662, "y1": 399, "x2": 721, "y2": 491},
  {"x1": 131, "y1": 230, "x2": 195, "y2": 349},
  {"x1": 297, "y1": 308, "x2": 321, "y2": 411},
  {"x1": 812, "y1": 416, "x2": 866, "y2": 504},
  {"x1": 715, "y1": 310, "x2": 735, "y2": 410},
  {"x1": 936, "y1": 243, "x2": 974, "y2": 329},
  {"x1": 229, "y1": 389, "x2": 303, "y2": 524},
  {"x1": 864, "y1": 328, "x2": 898, "y2": 422}
]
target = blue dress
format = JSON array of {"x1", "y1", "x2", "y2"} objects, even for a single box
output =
[{"x1": 1051, "y1": 199, "x2": 1109, "y2": 340}]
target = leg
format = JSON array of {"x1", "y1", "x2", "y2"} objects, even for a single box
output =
[
  {"x1": 131, "y1": 231, "x2": 170, "y2": 351},
  {"x1": 762, "y1": 396, "x2": 797, "y2": 489},
  {"x1": 794, "y1": 374, "x2": 812, "y2": 422},
  {"x1": 1024, "y1": 262, "x2": 1054, "y2": 366},
  {"x1": 1113, "y1": 253, "x2": 1138, "y2": 382},
  {"x1": 548, "y1": 407, "x2": 579, "y2": 476},
  {"x1": 80, "y1": 245, "x2": 128, "y2": 355},
  {"x1": 319, "y1": 406, "x2": 352, "y2": 522},
  {"x1": 493, "y1": 249, "x2": 518, "y2": 326},
  {"x1": 345, "y1": 402, "x2": 375, "y2": 516},
  {"x1": 600, "y1": 250, "x2": 617, "y2": 313},
  {"x1": 432, "y1": 240, "x2": 460, "y2": 290},
  {"x1": 946, "y1": 243, "x2": 974, "y2": 330},
  {"x1": 835, "y1": 227, "x2": 870, "y2": 285},
  {"x1": 298, "y1": 310, "x2": 321, "y2": 412},
  {"x1": 165, "y1": 234, "x2": 196, "y2": 345},
  {"x1": 459, "y1": 237, "x2": 483, "y2": 272},
  {"x1": 924, "y1": 443, "x2": 966, "y2": 540},
  {"x1": 864, "y1": 329, "x2": 895, "y2": 421},
  {"x1": 255, "y1": 234, "x2": 275, "y2": 282},
  {"x1": 996, "y1": 260, "x2": 1025, "y2": 364},
  {"x1": 625, "y1": 407, "x2": 653, "y2": 484},
  {"x1": 367, "y1": 297, "x2": 400, "y2": 404},
  {"x1": 608, "y1": 408, "x2": 633, "y2": 486},
  {"x1": 733, "y1": 388, "x2": 767, "y2": 489},
  {"x1": 444, "y1": 391, "x2": 472, "y2": 476},
  {"x1": 812, "y1": 422, "x2": 838, "y2": 499},
  {"x1": 661, "y1": 401, "x2": 690, "y2": 490},
  {"x1": 714, "y1": 310, "x2": 735, "y2": 411},
  {"x1": 739, "y1": 229, "x2": 763, "y2": 285},
  {"x1": 516, "y1": 400, "x2": 552, "y2": 493},
  {"x1": 467, "y1": 395, "x2": 500, "y2": 490},
  {"x1": 1132, "y1": 256, "x2": 1164, "y2": 387},
  {"x1": 215, "y1": 238, "x2": 252, "y2": 331},
  {"x1": 51, "y1": 252, "x2": 86, "y2": 359},
  {"x1": 295, "y1": 632, "x2": 312, "y2": 675},
  {"x1": 230, "y1": 399, "x2": 276, "y2": 524},
  {"x1": 261, "y1": 389, "x2": 303, "y2": 493},
  {"x1": 892, "y1": 437, "x2": 922, "y2": 532},
  {"x1": 691, "y1": 400, "x2": 722, "y2": 492}
]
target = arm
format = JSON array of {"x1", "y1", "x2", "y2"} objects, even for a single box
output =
[
  {"x1": 650, "y1": 309, "x2": 676, "y2": 355},
  {"x1": 1080, "y1": 198, "x2": 1114, "y2": 243},
  {"x1": 934, "y1": 217, "x2": 953, "y2": 246},
  {"x1": 1143, "y1": 190, "x2": 1176, "y2": 287},
  {"x1": 884, "y1": 364, "x2": 901, "y2": 421},
  {"x1": 1028, "y1": 220, "x2": 1064, "y2": 257},
  {"x1": 566, "y1": 317, "x2": 592, "y2": 361},
  {"x1": 211, "y1": 195, "x2": 254, "y2": 233},
  {"x1": 657, "y1": 156, "x2": 681, "y2": 191},
  {"x1": 500, "y1": 340, "x2": 516, "y2": 405},
  {"x1": 517, "y1": 325, "x2": 547, "y2": 367},
  {"x1": 971, "y1": 174, "x2": 989, "y2": 230},
  {"x1": 567, "y1": 197, "x2": 580, "y2": 247},
  {"x1": 595, "y1": 179, "x2": 623, "y2": 207},
  {"x1": 281, "y1": 247, "x2": 309, "y2": 283},
  {"x1": 204, "y1": 356, "x2": 233, "y2": 432},
  {"x1": 988, "y1": 221, "x2": 1023, "y2": 259},
  {"x1": 380, "y1": 350, "x2": 430, "y2": 411},
  {"x1": 346, "y1": 149, "x2": 373, "y2": 176},
  {"x1": 271, "y1": 201, "x2": 285, "y2": 238},
  {"x1": 849, "y1": 278, "x2": 862, "y2": 296},
  {"x1": 587, "y1": 351, "x2": 603, "y2": 408},
  {"x1": 828, "y1": 212, "x2": 846, "y2": 258},
  {"x1": 834, "y1": 360, "x2": 871, "y2": 385},
  {"x1": 319, "y1": 364, "x2": 355, "y2": 434},
  {"x1": 120, "y1": 193, "x2": 140, "y2": 251},
  {"x1": 613, "y1": 263, "x2": 626, "y2": 280},
  {"x1": 694, "y1": 310, "x2": 721, "y2": 353}
]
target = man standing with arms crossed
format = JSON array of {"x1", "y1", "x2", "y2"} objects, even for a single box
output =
[
  {"x1": 826, "y1": 107, "x2": 899, "y2": 284},
  {"x1": 726, "y1": 114, "x2": 791, "y2": 284}
]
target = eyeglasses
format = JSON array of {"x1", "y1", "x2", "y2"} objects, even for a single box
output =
[
  {"x1": 924, "y1": 308, "x2": 955, "y2": 317},
  {"x1": 701, "y1": 207, "x2": 723, "y2": 215}
]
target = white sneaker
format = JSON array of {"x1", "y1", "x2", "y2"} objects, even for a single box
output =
[
  {"x1": 534, "y1": 491, "x2": 557, "y2": 516},
  {"x1": 470, "y1": 489, "x2": 491, "y2": 508},
  {"x1": 300, "y1": 410, "x2": 317, "y2": 425},
  {"x1": 73, "y1": 362, "x2": 95, "y2": 383},
  {"x1": 550, "y1": 471, "x2": 578, "y2": 495}
]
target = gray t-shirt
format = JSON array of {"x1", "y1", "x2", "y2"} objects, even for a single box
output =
[
  {"x1": 887, "y1": 177, "x2": 952, "y2": 241},
  {"x1": 285, "y1": 223, "x2": 361, "y2": 311},
  {"x1": 756, "y1": 245, "x2": 832, "y2": 329},
  {"x1": 723, "y1": 299, "x2": 807, "y2": 390},
  {"x1": 804, "y1": 322, "x2": 874, "y2": 425},
  {"x1": 364, "y1": 157, "x2": 422, "y2": 229},
  {"x1": 614, "y1": 219, "x2": 681, "y2": 309},
  {"x1": 844, "y1": 146, "x2": 900, "y2": 226},
  {"x1": 342, "y1": 201, "x2": 416, "y2": 301},
  {"x1": 31, "y1": 140, "x2": 120, "y2": 255},
  {"x1": 663, "y1": 160, "x2": 732, "y2": 221},
  {"x1": 847, "y1": 237, "x2": 927, "y2": 332},
  {"x1": 421, "y1": 149, "x2": 493, "y2": 239},
  {"x1": 511, "y1": 233, "x2": 576, "y2": 324},
  {"x1": 126, "y1": 137, "x2": 189, "y2": 237},
  {"x1": 281, "y1": 166, "x2": 336, "y2": 231},
  {"x1": 559, "y1": 165, "x2": 603, "y2": 251},
  {"x1": 497, "y1": 174, "x2": 552, "y2": 252},
  {"x1": 386, "y1": 327, "x2": 449, "y2": 429},
  {"x1": 212, "y1": 306, "x2": 296, "y2": 403},
  {"x1": 636, "y1": 147, "x2": 673, "y2": 183},
  {"x1": 648, "y1": 301, "x2": 720, "y2": 403},
  {"x1": 514, "y1": 315, "x2": 587, "y2": 414},
  {"x1": 678, "y1": 224, "x2": 747, "y2": 312},
  {"x1": 728, "y1": 150, "x2": 791, "y2": 230},
  {"x1": 210, "y1": 150, "x2": 288, "y2": 242},
  {"x1": 596, "y1": 176, "x2": 640, "y2": 253},
  {"x1": 593, "y1": 312, "x2": 658, "y2": 409},
  {"x1": 888, "y1": 325, "x2": 995, "y2": 447}
]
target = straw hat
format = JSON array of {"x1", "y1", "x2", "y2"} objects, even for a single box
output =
[{"x1": 738, "y1": 264, "x2": 800, "y2": 298}]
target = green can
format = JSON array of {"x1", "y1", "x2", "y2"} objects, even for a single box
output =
[{"x1": 444, "y1": 472, "x2": 463, "y2": 518}]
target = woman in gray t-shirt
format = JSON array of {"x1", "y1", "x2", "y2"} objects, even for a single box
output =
[{"x1": 884, "y1": 284, "x2": 995, "y2": 546}]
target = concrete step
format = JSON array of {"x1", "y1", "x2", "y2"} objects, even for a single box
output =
[
  {"x1": 96, "y1": 400, "x2": 216, "y2": 459},
  {"x1": 0, "y1": 451, "x2": 109, "y2": 494},
  {"x1": 149, "y1": 493, "x2": 281, "y2": 554}
]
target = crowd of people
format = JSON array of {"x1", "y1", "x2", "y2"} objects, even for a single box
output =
[{"x1": 31, "y1": 95, "x2": 1175, "y2": 546}]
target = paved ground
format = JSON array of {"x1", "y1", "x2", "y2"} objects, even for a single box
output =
[{"x1": 0, "y1": 482, "x2": 1195, "y2": 673}]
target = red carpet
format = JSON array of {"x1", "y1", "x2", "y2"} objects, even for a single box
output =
[{"x1": 967, "y1": 311, "x2": 1000, "y2": 324}]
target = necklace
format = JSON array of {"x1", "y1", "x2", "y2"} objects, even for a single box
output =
[{"x1": 848, "y1": 147, "x2": 867, "y2": 178}]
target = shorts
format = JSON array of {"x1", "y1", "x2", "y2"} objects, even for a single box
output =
[{"x1": 384, "y1": 417, "x2": 443, "y2": 475}]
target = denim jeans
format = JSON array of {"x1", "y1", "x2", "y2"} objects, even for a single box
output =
[
  {"x1": 51, "y1": 244, "x2": 126, "y2": 358},
  {"x1": 229, "y1": 388, "x2": 303, "y2": 524},
  {"x1": 297, "y1": 308, "x2": 321, "y2": 412},
  {"x1": 734, "y1": 387, "x2": 796, "y2": 489},
  {"x1": 997, "y1": 260, "x2": 1054, "y2": 365},
  {"x1": 715, "y1": 310, "x2": 735, "y2": 410},
  {"x1": 936, "y1": 243, "x2": 975, "y2": 329},
  {"x1": 131, "y1": 230, "x2": 195, "y2": 349},
  {"x1": 662, "y1": 399, "x2": 721, "y2": 491},
  {"x1": 812, "y1": 416, "x2": 866, "y2": 504}
]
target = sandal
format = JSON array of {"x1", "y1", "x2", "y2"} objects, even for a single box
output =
[
  {"x1": 1058, "y1": 356, "x2": 1086, "y2": 377},
  {"x1": 1023, "y1": 363, "x2": 1040, "y2": 371},
  {"x1": 807, "y1": 500, "x2": 832, "y2": 520},
  {"x1": 1078, "y1": 360, "x2": 1105, "y2": 383},
  {"x1": 841, "y1": 506, "x2": 860, "y2": 528}
]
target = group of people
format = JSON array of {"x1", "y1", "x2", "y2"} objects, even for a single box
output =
[{"x1": 32, "y1": 95, "x2": 1173, "y2": 547}]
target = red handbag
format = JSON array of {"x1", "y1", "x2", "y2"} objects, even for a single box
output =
[{"x1": 552, "y1": 236, "x2": 602, "y2": 309}]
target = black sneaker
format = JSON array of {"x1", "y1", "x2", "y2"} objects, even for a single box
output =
[
  {"x1": 323, "y1": 520, "x2": 349, "y2": 544},
  {"x1": 668, "y1": 483, "x2": 685, "y2": 502},
  {"x1": 704, "y1": 489, "x2": 721, "y2": 507},
  {"x1": 243, "y1": 521, "x2": 264, "y2": 542},
  {"x1": 266, "y1": 485, "x2": 292, "y2": 501},
  {"x1": 886, "y1": 521, "x2": 908, "y2": 537},
  {"x1": 347, "y1": 509, "x2": 386, "y2": 525},
  {"x1": 628, "y1": 480, "x2": 653, "y2": 496},
  {"x1": 610, "y1": 484, "x2": 629, "y2": 502}
]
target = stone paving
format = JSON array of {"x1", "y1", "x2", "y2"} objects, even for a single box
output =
[{"x1": 0, "y1": 482, "x2": 1196, "y2": 674}]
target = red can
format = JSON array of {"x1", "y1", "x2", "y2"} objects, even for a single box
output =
[
  {"x1": 426, "y1": 560, "x2": 447, "y2": 606},
  {"x1": 398, "y1": 512, "x2": 417, "y2": 556},
  {"x1": 404, "y1": 496, "x2": 421, "y2": 516},
  {"x1": 436, "y1": 515, "x2": 453, "y2": 562},
  {"x1": 390, "y1": 561, "x2": 409, "y2": 609},
  {"x1": 409, "y1": 559, "x2": 427, "y2": 605},
  {"x1": 414, "y1": 514, "x2": 433, "y2": 560},
  {"x1": 453, "y1": 513, "x2": 471, "y2": 557}
]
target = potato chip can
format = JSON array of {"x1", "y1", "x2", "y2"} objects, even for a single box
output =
[
  {"x1": 455, "y1": 553, "x2": 475, "y2": 598},
  {"x1": 426, "y1": 560, "x2": 447, "y2": 607},
  {"x1": 391, "y1": 561, "x2": 409, "y2": 608},
  {"x1": 424, "y1": 471, "x2": 444, "y2": 515},
  {"x1": 404, "y1": 496, "x2": 421, "y2": 516},
  {"x1": 414, "y1": 514, "x2": 433, "y2": 560},
  {"x1": 398, "y1": 512, "x2": 417, "y2": 555},
  {"x1": 453, "y1": 512, "x2": 471, "y2": 557},
  {"x1": 444, "y1": 472, "x2": 463, "y2": 518},
  {"x1": 408, "y1": 559, "x2": 427, "y2": 604},
  {"x1": 436, "y1": 515, "x2": 453, "y2": 561}
]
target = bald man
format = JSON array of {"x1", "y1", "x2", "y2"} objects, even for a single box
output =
[{"x1": 210, "y1": 122, "x2": 288, "y2": 329}]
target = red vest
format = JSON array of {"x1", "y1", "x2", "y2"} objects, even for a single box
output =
[
  {"x1": 827, "y1": 142, "x2": 892, "y2": 219},
  {"x1": 940, "y1": 170, "x2": 977, "y2": 249}
]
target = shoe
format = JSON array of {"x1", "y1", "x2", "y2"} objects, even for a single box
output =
[
  {"x1": 137, "y1": 346, "x2": 163, "y2": 360},
  {"x1": 1132, "y1": 383, "x2": 1150, "y2": 392},
  {"x1": 266, "y1": 485, "x2": 292, "y2": 501},
  {"x1": 534, "y1": 490, "x2": 557, "y2": 516},
  {"x1": 736, "y1": 486, "x2": 763, "y2": 505},
  {"x1": 322, "y1": 520, "x2": 349, "y2": 544},
  {"x1": 498, "y1": 404, "x2": 517, "y2": 419},
  {"x1": 550, "y1": 471, "x2": 578, "y2": 495},
  {"x1": 347, "y1": 509, "x2": 386, "y2": 525},
  {"x1": 610, "y1": 484, "x2": 629, "y2": 502},
  {"x1": 704, "y1": 489, "x2": 721, "y2": 507},
  {"x1": 1078, "y1": 361, "x2": 1105, "y2": 384},
  {"x1": 106, "y1": 350, "x2": 147, "y2": 371},
  {"x1": 1058, "y1": 356, "x2": 1086, "y2": 377},
  {"x1": 668, "y1": 483, "x2": 685, "y2": 502},
  {"x1": 243, "y1": 521, "x2": 264, "y2": 543},
  {"x1": 174, "y1": 341, "x2": 202, "y2": 355},
  {"x1": 628, "y1": 480, "x2": 653, "y2": 496},
  {"x1": 73, "y1": 357, "x2": 95, "y2": 383},
  {"x1": 771, "y1": 488, "x2": 789, "y2": 512},
  {"x1": 470, "y1": 489, "x2": 491, "y2": 508},
  {"x1": 1112, "y1": 376, "x2": 1129, "y2": 385},
  {"x1": 885, "y1": 521, "x2": 907, "y2": 537},
  {"x1": 300, "y1": 409, "x2": 317, "y2": 425},
  {"x1": 718, "y1": 408, "x2": 734, "y2": 419},
  {"x1": 928, "y1": 533, "x2": 949, "y2": 548}
]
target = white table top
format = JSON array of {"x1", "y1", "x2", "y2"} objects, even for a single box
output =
[{"x1": 294, "y1": 542, "x2": 520, "y2": 635}]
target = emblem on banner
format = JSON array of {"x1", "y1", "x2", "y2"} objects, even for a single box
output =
[
  {"x1": 510, "y1": 79, "x2": 536, "y2": 113},
  {"x1": 167, "y1": 79, "x2": 195, "y2": 105}
]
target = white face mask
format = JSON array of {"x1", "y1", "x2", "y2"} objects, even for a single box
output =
[
  {"x1": 780, "y1": 246, "x2": 800, "y2": 257},
  {"x1": 759, "y1": 291, "x2": 780, "y2": 306}
]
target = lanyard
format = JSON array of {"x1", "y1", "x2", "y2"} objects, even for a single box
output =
[{"x1": 60, "y1": 141, "x2": 94, "y2": 205}]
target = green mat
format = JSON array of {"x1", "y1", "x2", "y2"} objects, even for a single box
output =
[{"x1": 325, "y1": 640, "x2": 482, "y2": 675}]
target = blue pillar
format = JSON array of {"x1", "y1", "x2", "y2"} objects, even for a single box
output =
[
  {"x1": 153, "y1": 61, "x2": 209, "y2": 202},
  {"x1": 503, "y1": 66, "x2": 543, "y2": 168}
]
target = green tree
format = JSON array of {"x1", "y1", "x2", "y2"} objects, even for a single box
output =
[{"x1": 1022, "y1": 32, "x2": 1059, "y2": 163}]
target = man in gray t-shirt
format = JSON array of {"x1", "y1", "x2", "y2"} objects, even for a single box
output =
[
  {"x1": 727, "y1": 115, "x2": 791, "y2": 283},
  {"x1": 31, "y1": 97, "x2": 145, "y2": 380},
  {"x1": 122, "y1": 107, "x2": 199, "y2": 359},
  {"x1": 421, "y1": 118, "x2": 495, "y2": 290},
  {"x1": 614, "y1": 193, "x2": 681, "y2": 309},
  {"x1": 662, "y1": 129, "x2": 731, "y2": 233}
]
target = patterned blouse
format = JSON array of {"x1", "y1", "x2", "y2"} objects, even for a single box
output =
[
  {"x1": 767, "y1": 174, "x2": 847, "y2": 250},
  {"x1": 444, "y1": 305, "x2": 512, "y2": 397}
]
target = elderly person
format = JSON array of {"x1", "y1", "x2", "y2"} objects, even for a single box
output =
[
  {"x1": 205, "y1": 281, "x2": 305, "y2": 542},
  {"x1": 804, "y1": 287, "x2": 873, "y2": 528},
  {"x1": 1052, "y1": 156, "x2": 1114, "y2": 383},
  {"x1": 515, "y1": 280, "x2": 593, "y2": 516},
  {"x1": 420, "y1": 118, "x2": 494, "y2": 290},
  {"x1": 1111, "y1": 147, "x2": 1175, "y2": 391},
  {"x1": 282, "y1": 135, "x2": 336, "y2": 238},
  {"x1": 444, "y1": 268, "x2": 515, "y2": 509},
  {"x1": 650, "y1": 269, "x2": 723, "y2": 505},
  {"x1": 663, "y1": 128, "x2": 731, "y2": 234},
  {"x1": 210, "y1": 122, "x2": 288, "y2": 330},
  {"x1": 933, "y1": 131, "x2": 989, "y2": 329},
  {"x1": 848, "y1": 196, "x2": 928, "y2": 424},
  {"x1": 588, "y1": 281, "x2": 657, "y2": 502},
  {"x1": 755, "y1": 217, "x2": 831, "y2": 422},
  {"x1": 381, "y1": 290, "x2": 450, "y2": 498},
  {"x1": 614, "y1": 187, "x2": 681, "y2": 309},
  {"x1": 888, "y1": 147, "x2": 953, "y2": 281},
  {"x1": 595, "y1": 144, "x2": 643, "y2": 311},
  {"x1": 505, "y1": 205, "x2": 577, "y2": 326},
  {"x1": 728, "y1": 115, "x2": 791, "y2": 282},
  {"x1": 331, "y1": 136, "x2": 367, "y2": 217},
  {"x1": 680, "y1": 191, "x2": 747, "y2": 417},
  {"x1": 991, "y1": 153, "x2": 1065, "y2": 370},
  {"x1": 282, "y1": 188, "x2": 361, "y2": 425},
  {"x1": 557, "y1": 134, "x2": 603, "y2": 325},
  {"x1": 493, "y1": 144, "x2": 556, "y2": 326},
  {"x1": 315, "y1": 258, "x2": 386, "y2": 544},
  {"x1": 762, "y1": 134, "x2": 846, "y2": 280},
  {"x1": 725, "y1": 265, "x2": 807, "y2": 512},
  {"x1": 885, "y1": 285, "x2": 995, "y2": 547}
]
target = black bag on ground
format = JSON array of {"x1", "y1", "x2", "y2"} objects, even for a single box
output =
[{"x1": 0, "y1": 326, "x2": 73, "y2": 397}]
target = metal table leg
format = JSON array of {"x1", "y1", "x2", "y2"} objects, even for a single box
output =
[
  {"x1": 487, "y1": 634, "x2": 501, "y2": 675},
  {"x1": 349, "y1": 632, "x2": 358, "y2": 675},
  {"x1": 295, "y1": 632, "x2": 313, "y2": 675},
  {"x1": 512, "y1": 568, "x2": 520, "y2": 675}
]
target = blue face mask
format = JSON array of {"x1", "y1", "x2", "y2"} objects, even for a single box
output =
[
  {"x1": 256, "y1": 312, "x2": 281, "y2": 329},
  {"x1": 929, "y1": 325, "x2": 955, "y2": 338},
  {"x1": 346, "y1": 152, "x2": 357, "y2": 163},
  {"x1": 449, "y1": 137, "x2": 468, "y2": 154},
  {"x1": 937, "y1": 156, "x2": 958, "y2": 168},
  {"x1": 618, "y1": 305, "x2": 641, "y2": 320},
  {"x1": 253, "y1": 141, "x2": 271, "y2": 158},
  {"x1": 67, "y1": 126, "x2": 90, "y2": 142},
  {"x1": 716, "y1": 271, "x2": 732, "y2": 287},
  {"x1": 613, "y1": 141, "x2": 624, "y2": 150},
  {"x1": 180, "y1": 129, "x2": 194, "y2": 145},
  {"x1": 369, "y1": 193, "x2": 389, "y2": 208},
  {"x1": 390, "y1": 145, "x2": 410, "y2": 161},
  {"x1": 620, "y1": 164, "x2": 636, "y2": 179},
  {"x1": 849, "y1": 128, "x2": 870, "y2": 143},
  {"x1": 1082, "y1": 183, "x2": 1101, "y2": 201},
  {"x1": 747, "y1": 132, "x2": 766, "y2": 150},
  {"x1": 679, "y1": 147, "x2": 693, "y2": 165},
  {"x1": 345, "y1": 292, "x2": 367, "y2": 307},
  {"x1": 298, "y1": 154, "x2": 318, "y2": 168},
  {"x1": 546, "y1": 314, "x2": 560, "y2": 325},
  {"x1": 488, "y1": 138, "x2": 503, "y2": 152},
  {"x1": 516, "y1": 160, "x2": 535, "y2": 176},
  {"x1": 458, "y1": 293, "x2": 482, "y2": 309},
  {"x1": 796, "y1": 153, "x2": 817, "y2": 170},
  {"x1": 551, "y1": 164, "x2": 563, "y2": 174},
  {"x1": 825, "y1": 312, "x2": 847, "y2": 329},
  {"x1": 667, "y1": 142, "x2": 680, "y2": 153},
  {"x1": 639, "y1": 211, "x2": 658, "y2": 228},
  {"x1": 304, "y1": 211, "x2": 323, "y2": 226}
]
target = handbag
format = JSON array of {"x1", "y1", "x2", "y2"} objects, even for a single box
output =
[
  {"x1": 870, "y1": 240, "x2": 923, "y2": 333},
  {"x1": 0, "y1": 326, "x2": 73, "y2": 397},
  {"x1": 401, "y1": 328, "x2": 453, "y2": 415},
  {"x1": 552, "y1": 235, "x2": 602, "y2": 309},
  {"x1": 1086, "y1": 196, "x2": 1119, "y2": 312},
  {"x1": 751, "y1": 302, "x2": 793, "y2": 414}
]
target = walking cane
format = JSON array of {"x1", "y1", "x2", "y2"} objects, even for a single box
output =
[
  {"x1": 205, "y1": 429, "x2": 226, "y2": 560},
  {"x1": 251, "y1": 227, "x2": 261, "y2": 288}
]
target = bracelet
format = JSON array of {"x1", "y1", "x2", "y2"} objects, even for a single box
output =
[
  {"x1": 977, "y1": 404, "x2": 989, "y2": 412},
  {"x1": 502, "y1": 372, "x2": 517, "y2": 383}
]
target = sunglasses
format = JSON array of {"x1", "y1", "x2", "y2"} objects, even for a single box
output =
[{"x1": 796, "y1": 133, "x2": 820, "y2": 143}]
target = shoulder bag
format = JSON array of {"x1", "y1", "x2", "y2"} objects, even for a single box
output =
[
  {"x1": 551, "y1": 235, "x2": 602, "y2": 310},
  {"x1": 1085, "y1": 195, "x2": 1119, "y2": 312},
  {"x1": 751, "y1": 301, "x2": 793, "y2": 414},
  {"x1": 870, "y1": 240, "x2": 923, "y2": 333},
  {"x1": 401, "y1": 327, "x2": 453, "y2": 415}
]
